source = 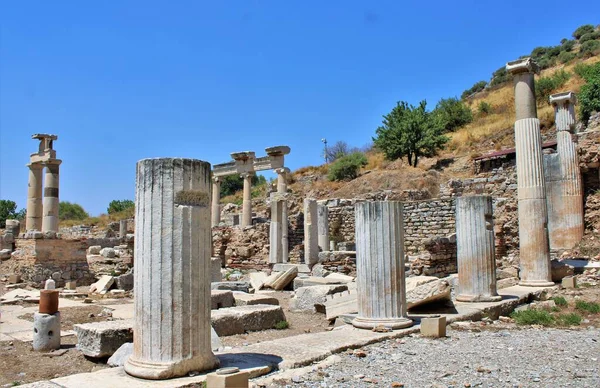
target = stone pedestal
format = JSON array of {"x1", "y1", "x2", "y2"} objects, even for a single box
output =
[
  {"x1": 26, "y1": 163, "x2": 44, "y2": 231},
  {"x1": 507, "y1": 58, "x2": 553, "y2": 287},
  {"x1": 317, "y1": 203, "x2": 329, "y2": 252},
  {"x1": 455, "y1": 196, "x2": 501, "y2": 302},
  {"x1": 241, "y1": 173, "x2": 253, "y2": 227},
  {"x1": 211, "y1": 176, "x2": 221, "y2": 227},
  {"x1": 269, "y1": 194, "x2": 284, "y2": 264},
  {"x1": 549, "y1": 92, "x2": 584, "y2": 249},
  {"x1": 352, "y1": 201, "x2": 412, "y2": 330},
  {"x1": 303, "y1": 199, "x2": 319, "y2": 265},
  {"x1": 33, "y1": 312, "x2": 61, "y2": 351},
  {"x1": 124, "y1": 158, "x2": 219, "y2": 380},
  {"x1": 42, "y1": 161, "x2": 61, "y2": 233}
]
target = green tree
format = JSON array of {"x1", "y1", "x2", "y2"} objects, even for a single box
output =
[
  {"x1": 433, "y1": 97, "x2": 473, "y2": 132},
  {"x1": 573, "y1": 24, "x2": 595, "y2": 40},
  {"x1": 219, "y1": 174, "x2": 265, "y2": 197},
  {"x1": 0, "y1": 200, "x2": 22, "y2": 228},
  {"x1": 579, "y1": 62, "x2": 600, "y2": 123},
  {"x1": 327, "y1": 152, "x2": 368, "y2": 181},
  {"x1": 59, "y1": 201, "x2": 89, "y2": 221},
  {"x1": 107, "y1": 199, "x2": 135, "y2": 214},
  {"x1": 461, "y1": 80, "x2": 487, "y2": 99},
  {"x1": 373, "y1": 100, "x2": 449, "y2": 167}
]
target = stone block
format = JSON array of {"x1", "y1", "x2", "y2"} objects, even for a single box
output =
[
  {"x1": 115, "y1": 271, "x2": 133, "y2": 291},
  {"x1": 74, "y1": 320, "x2": 134, "y2": 358},
  {"x1": 8, "y1": 274, "x2": 21, "y2": 284},
  {"x1": 33, "y1": 312, "x2": 61, "y2": 351},
  {"x1": 211, "y1": 305, "x2": 286, "y2": 336},
  {"x1": 206, "y1": 368, "x2": 249, "y2": 388},
  {"x1": 236, "y1": 246, "x2": 254, "y2": 258},
  {"x1": 232, "y1": 291, "x2": 279, "y2": 306},
  {"x1": 311, "y1": 264, "x2": 330, "y2": 277},
  {"x1": 289, "y1": 284, "x2": 348, "y2": 313},
  {"x1": 211, "y1": 290, "x2": 235, "y2": 309},
  {"x1": 562, "y1": 276, "x2": 577, "y2": 289},
  {"x1": 99, "y1": 247, "x2": 116, "y2": 258},
  {"x1": 87, "y1": 246, "x2": 101, "y2": 255},
  {"x1": 551, "y1": 260, "x2": 574, "y2": 282},
  {"x1": 64, "y1": 281, "x2": 77, "y2": 290},
  {"x1": 406, "y1": 278, "x2": 451, "y2": 309},
  {"x1": 107, "y1": 342, "x2": 133, "y2": 367},
  {"x1": 89, "y1": 275, "x2": 115, "y2": 294},
  {"x1": 269, "y1": 266, "x2": 298, "y2": 290},
  {"x1": 272, "y1": 263, "x2": 311, "y2": 273},
  {"x1": 0, "y1": 249, "x2": 11, "y2": 260},
  {"x1": 211, "y1": 281, "x2": 250, "y2": 293},
  {"x1": 249, "y1": 271, "x2": 268, "y2": 291},
  {"x1": 324, "y1": 289, "x2": 358, "y2": 320},
  {"x1": 292, "y1": 276, "x2": 343, "y2": 290},
  {"x1": 263, "y1": 272, "x2": 282, "y2": 288},
  {"x1": 211, "y1": 257, "x2": 222, "y2": 282},
  {"x1": 324, "y1": 273, "x2": 354, "y2": 283},
  {"x1": 420, "y1": 316, "x2": 446, "y2": 338}
]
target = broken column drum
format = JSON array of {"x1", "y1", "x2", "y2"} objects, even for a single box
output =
[
  {"x1": 124, "y1": 158, "x2": 219, "y2": 380},
  {"x1": 506, "y1": 58, "x2": 553, "y2": 287},
  {"x1": 317, "y1": 203, "x2": 330, "y2": 252},
  {"x1": 303, "y1": 198, "x2": 319, "y2": 265},
  {"x1": 353, "y1": 201, "x2": 413, "y2": 330},
  {"x1": 549, "y1": 91, "x2": 584, "y2": 249},
  {"x1": 455, "y1": 196, "x2": 502, "y2": 302}
]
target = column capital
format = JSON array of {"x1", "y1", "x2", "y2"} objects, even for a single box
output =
[
  {"x1": 240, "y1": 172, "x2": 254, "y2": 179},
  {"x1": 274, "y1": 167, "x2": 290, "y2": 175},
  {"x1": 549, "y1": 91, "x2": 577, "y2": 107},
  {"x1": 212, "y1": 176, "x2": 220, "y2": 183},
  {"x1": 27, "y1": 162, "x2": 44, "y2": 169},
  {"x1": 43, "y1": 159, "x2": 62, "y2": 167},
  {"x1": 506, "y1": 57, "x2": 539, "y2": 75}
]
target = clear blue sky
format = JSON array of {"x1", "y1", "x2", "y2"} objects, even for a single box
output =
[{"x1": 1, "y1": 1, "x2": 598, "y2": 215}]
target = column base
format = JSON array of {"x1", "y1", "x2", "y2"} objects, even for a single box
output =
[
  {"x1": 456, "y1": 294, "x2": 502, "y2": 303},
  {"x1": 352, "y1": 316, "x2": 413, "y2": 330},
  {"x1": 518, "y1": 280, "x2": 555, "y2": 287},
  {"x1": 124, "y1": 353, "x2": 220, "y2": 380}
]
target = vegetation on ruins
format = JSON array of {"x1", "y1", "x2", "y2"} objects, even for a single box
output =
[
  {"x1": 461, "y1": 80, "x2": 488, "y2": 99},
  {"x1": 327, "y1": 152, "x2": 368, "y2": 181},
  {"x1": 59, "y1": 201, "x2": 89, "y2": 221},
  {"x1": 274, "y1": 320, "x2": 289, "y2": 330},
  {"x1": 535, "y1": 69, "x2": 571, "y2": 104},
  {"x1": 325, "y1": 141, "x2": 359, "y2": 162},
  {"x1": 373, "y1": 100, "x2": 448, "y2": 167},
  {"x1": 432, "y1": 97, "x2": 473, "y2": 133},
  {"x1": 573, "y1": 24, "x2": 596, "y2": 40},
  {"x1": 219, "y1": 174, "x2": 266, "y2": 198},
  {"x1": 107, "y1": 199, "x2": 134, "y2": 214},
  {"x1": 577, "y1": 61, "x2": 600, "y2": 122},
  {"x1": 575, "y1": 300, "x2": 600, "y2": 313},
  {"x1": 0, "y1": 199, "x2": 25, "y2": 228},
  {"x1": 477, "y1": 101, "x2": 492, "y2": 116}
]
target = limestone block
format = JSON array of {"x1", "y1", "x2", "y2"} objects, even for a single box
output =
[
  {"x1": 33, "y1": 312, "x2": 61, "y2": 351},
  {"x1": 115, "y1": 271, "x2": 133, "y2": 291},
  {"x1": 232, "y1": 291, "x2": 279, "y2": 306},
  {"x1": 249, "y1": 272, "x2": 268, "y2": 291},
  {"x1": 206, "y1": 369, "x2": 250, "y2": 388},
  {"x1": 420, "y1": 316, "x2": 447, "y2": 338},
  {"x1": 236, "y1": 246, "x2": 254, "y2": 258},
  {"x1": 551, "y1": 260, "x2": 574, "y2": 282},
  {"x1": 100, "y1": 247, "x2": 116, "y2": 258},
  {"x1": 289, "y1": 284, "x2": 348, "y2": 313},
  {"x1": 211, "y1": 281, "x2": 250, "y2": 293},
  {"x1": 64, "y1": 281, "x2": 77, "y2": 290},
  {"x1": 292, "y1": 276, "x2": 343, "y2": 290},
  {"x1": 211, "y1": 290, "x2": 235, "y2": 310},
  {"x1": 311, "y1": 264, "x2": 330, "y2": 278},
  {"x1": 562, "y1": 276, "x2": 577, "y2": 289},
  {"x1": 211, "y1": 257, "x2": 222, "y2": 282},
  {"x1": 107, "y1": 342, "x2": 133, "y2": 367},
  {"x1": 497, "y1": 277, "x2": 520, "y2": 289},
  {"x1": 89, "y1": 275, "x2": 115, "y2": 294},
  {"x1": 269, "y1": 266, "x2": 298, "y2": 290},
  {"x1": 74, "y1": 320, "x2": 134, "y2": 358},
  {"x1": 324, "y1": 289, "x2": 358, "y2": 320},
  {"x1": 272, "y1": 263, "x2": 311, "y2": 273},
  {"x1": 87, "y1": 246, "x2": 102, "y2": 255},
  {"x1": 324, "y1": 273, "x2": 354, "y2": 283},
  {"x1": 0, "y1": 249, "x2": 11, "y2": 260},
  {"x1": 263, "y1": 272, "x2": 282, "y2": 288},
  {"x1": 406, "y1": 278, "x2": 451, "y2": 309},
  {"x1": 211, "y1": 305, "x2": 286, "y2": 336},
  {"x1": 3, "y1": 232, "x2": 14, "y2": 244},
  {"x1": 8, "y1": 274, "x2": 21, "y2": 284},
  {"x1": 405, "y1": 276, "x2": 438, "y2": 290}
]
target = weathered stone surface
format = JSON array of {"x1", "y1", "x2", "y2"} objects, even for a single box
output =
[
  {"x1": 324, "y1": 273, "x2": 354, "y2": 283},
  {"x1": 551, "y1": 259, "x2": 575, "y2": 282},
  {"x1": 115, "y1": 271, "x2": 133, "y2": 291},
  {"x1": 497, "y1": 277, "x2": 520, "y2": 289},
  {"x1": 292, "y1": 276, "x2": 343, "y2": 290},
  {"x1": 211, "y1": 305, "x2": 286, "y2": 336},
  {"x1": 211, "y1": 290, "x2": 235, "y2": 310},
  {"x1": 272, "y1": 263, "x2": 310, "y2": 273},
  {"x1": 324, "y1": 287, "x2": 358, "y2": 320},
  {"x1": 74, "y1": 320, "x2": 134, "y2": 358},
  {"x1": 88, "y1": 245, "x2": 101, "y2": 255},
  {"x1": 107, "y1": 342, "x2": 133, "y2": 367},
  {"x1": 304, "y1": 198, "x2": 319, "y2": 265},
  {"x1": 311, "y1": 264, "x2": 330, "y2": 277},
  {"x1": 289, "y1": 285, "x2": 348, "y2": 313},
  {"x1": 89, "y1": 275, "x2": 115, "y2": 294},
  {"x1": 211, "y1": 281, "x2": 251, "y2": 293},
  {"x1": 0, "y1": 249, "x2": 11, "y2": 260},
  {"x1": 406, "y1": 278, "x2": 452, "y2": 309},
  {"x1": 249, "y1": 272, "x2": 268, "y2": 291},
  {"x1": 211, "y1": 257, "x2": 222, "y2": 282},
  {"x1": 33, "y1": 312, "x2": 61, "y2": 351},
  {"x1": 269, "y1": 266, "x2": 298, "y2": 291},
  {"x1": 100, "y1": 247, "x2": 116, "y2": 258},
  {"x1": 263, "y1": 272, "x2": 282, "y2": 288},
  {"x1": 233, "y1": 291, "x2": 279, "y2": 306}
]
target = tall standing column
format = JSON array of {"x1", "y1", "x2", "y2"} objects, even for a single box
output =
[
  {"x1": 269, "y1": 193, "x2": 284, "y2": 264},
  {"x1": 550, "y1": 91, "x2": 584, "y2": 248},
  {"x1": 506, "y1": 58, "x2": 553, "y2": 287},
  {"x1": 211, "y1": 176, "x2": 221, "y2": 227},
  {"x1": 455, "y1": 196, "x2": 502, "y2": 302},
  {"x1": 353, "y1": 201, "x2": 412, "y2": 330},
  {"x1": 26, "y1": 163, "x2": 44, "y2": 231},
  {"x1": 241, "y1": 172, "x2": 254, "y2": 227},
  {"x1": 303, "y1": 198, "x2": 319, "y2": 265},
  {"x1": 317, "y1": 203, "x2": 329, "y2": 251},
  {"x1": 124, "y1": 158, "x2": 218, "y2": 380},
  {"x1": 276, "y1": 168, "x2": 289, "y2": 262},
  {"x1": 42, "y1": 161, "x2": 61, "y2": 233}
]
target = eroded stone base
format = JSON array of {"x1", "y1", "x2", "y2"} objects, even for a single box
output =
[
  {"x1": 124, "y1": 353, "x2": 219, "y2": 380},
  {"x1": 456, "y1": 294, "x2": 503, "y2": 303},
  {"x1": 352, "y1": 316, "x2": 413, "y2": 330}
]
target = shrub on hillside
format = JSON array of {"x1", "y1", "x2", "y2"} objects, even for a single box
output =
[
  {"x1": 579, "y1": 62, "x2": 600, "y2": 123},
  {"x1": 327, "y1": 152, "x2": 368, "y2": 181},
  {"x1": 433, "y1": 97, "x2": 473, "y2": 132},
  {"x1": 325, "y1": 141, "x2": 359, "y2": 162},
  {"x1": 574, "y1": 62, "x2": 600, "y2": 79},
  {"x1": 490, "y1": 66, "x2": 510, "y2": 87},
  {"x1": 461, "y1": 80, "x2": 487, "y2": 99},
  {"x1": 219, "y1": 174, "x2": 265, "y2": 197},
  {"x1": 561, "y1": 40, "x2": 575, "y2": 52},
  {"x1": 535, "y1": 69, "x2": 571, "y2": 104},
  {"x1": 580, "y1": 31, "x2": 600, "y2": 43},
  {"x1": 573, "y1": 24, "x2": 595, "y2": 40},
  {"x1": 579, "y1": 40, "x2": 600, "y2": 58},
  {"x1": 59, "y1": 201, "x2": 89, "y2": 221},
  {"x1": 107, "y1": 199, "x2": 134, "y2": 214},
  {"x1": 478, "y1": 101, "x2": 492, "y2": 115},
  {"x1": 558, "y1": 51, "x2": 576, "y2": 64}
]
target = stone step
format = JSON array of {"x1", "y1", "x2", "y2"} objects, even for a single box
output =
[
  {"x1": 211, "y1": 290, "x2": 235, "y2": 310},
  {"x1": 232, "y1": 291, "x2": 279, "y2": 306},
  {"x1": 211, "y1": 304, "x2": 286, "y2": 336}
]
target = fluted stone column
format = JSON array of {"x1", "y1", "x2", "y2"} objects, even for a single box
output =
[
  {"x1": 241, "y1": 172, "x2": 254, "y2": 227},
  {"x1": 455, "y1": 196, "x2": 502, "y2": 302},
  {"x1": 353, "y1": 201, "x2": 412, "y2": 330},
  {"x1": 124, "y1": 158, "x2": 218, "y2": 380},
  {"x1": 269, "y1": 194, "x2": 284, "y2": 264},
  {"x1": 26, "y1": 163, "x2": 44, "y2": 231},
  {"x1": 507, "y1": 58, "x2": 553, "y2": 287},
  {"x1": 276, "y1": 168, "x2": 289, "y2": 262},
  {"x1": 211, "y1": 176, "x2": 221, "y2": 227},
  {"x1": 550, "y1": 92, "x2": 584, "y2": 249},
  {"x1": 303, "y1": 198, "x2": 319, "y2": 265},
  {"x1": 317, "y1": 203, "x2": 329, "y2": 252}
]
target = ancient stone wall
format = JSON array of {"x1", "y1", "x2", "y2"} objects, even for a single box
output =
[{"x1": 408, "y1": 236, "x2": 457, "y2": 277}]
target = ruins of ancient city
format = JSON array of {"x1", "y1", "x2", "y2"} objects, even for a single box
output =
[{"x1": 2, "y1": 14, "x2": 600, "y2": 388}]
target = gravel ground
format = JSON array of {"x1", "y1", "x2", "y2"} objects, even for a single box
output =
[{"x1": 272, "y1": 327, "x2": 600, "y2": 388}]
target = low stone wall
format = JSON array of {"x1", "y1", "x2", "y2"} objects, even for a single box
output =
[
  {"x1": 13, "y1": 238, "x2": 95, "y2": 288},
  {"x1": 408, "y1": 236, "x2": 457, "y2": 277}
]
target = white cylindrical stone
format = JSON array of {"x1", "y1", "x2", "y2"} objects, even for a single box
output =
[
  {"x1": 241, "y1": 173, "x2": 253, "y2": 227},
  {"x1": 276, "y1": 168, "x2": 290, "y2": 263},
  {"x1": 33, "y1": 312, "x2": 61, "y2": 351},
  {"x1": 42, "y1": 162, "x2": 61, "y2": 233},
  {"x1": 124, "y1": 158, "x2": 218, "y2": 380},
  {"x1": 26, "y1": 163, "x2": 44, "y2": 231},
  {"x1": 455, "y1": 196, "x2": 502, "y2": 302},
  {"x1": 211, "y1": 176, "x2": 221, "y2": 227},
  {"x1": 317, "y1": 204, "x2": 329, "y2": 252},
  {"x1": 303, "y1": 198, "x2": 319, "y2": 265},
  {"x1": 269, "y1": 194, "x2": 284, "y2": 264},
  {"x1": 352, "y1": 201, "x2": 413, "y2": 330},
  {"x1": 45, "y1": 279, "x2": 56, "y2": 290}
]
